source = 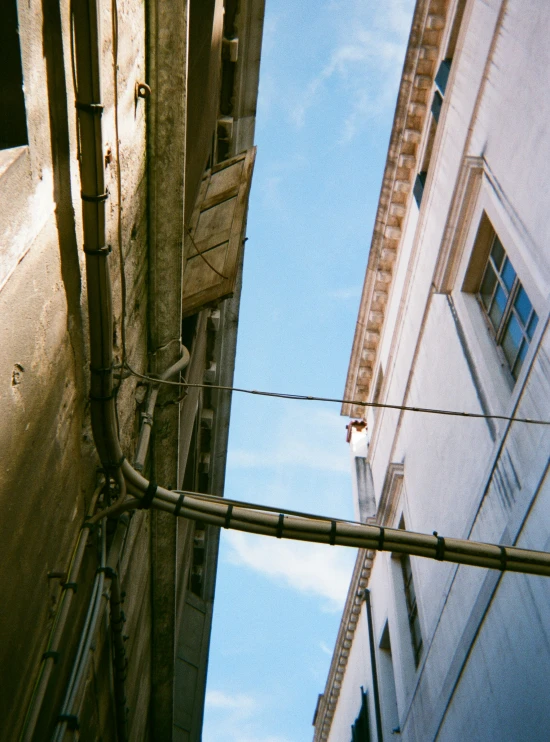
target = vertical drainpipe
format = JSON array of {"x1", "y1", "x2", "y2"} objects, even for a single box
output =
[{"x1": 364, "y1": 588, "x2": 384, "y2": 742}]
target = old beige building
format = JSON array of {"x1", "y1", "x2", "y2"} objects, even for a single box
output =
[{"x1": 1, "y1": 0, "x2": 264, "y2": 739}]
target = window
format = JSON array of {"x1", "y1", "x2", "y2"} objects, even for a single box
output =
[
  {"x1": 351, "y1": 688, "x2": 371, "y2": 742},
  {"x1": 414, "y1": 108, "x2": 437, "y2": 207},
  {"x1": 413, "y1": 171, "x2": 427, "y2": 207},
  {"x1": 478, "y1": 233, "x2": 538, "y2": 380},
  {"x1": 431, "y1": 90, "x2": 443, "y2": 123},
  {"x1": 435, "y1": 58, "x2": 452, "y2": 95},
  {"x1": 379, "y1": 622, "x2": 400, "y2": 735},
  {"x1": 400, "y1": 552, "x2": 423, "y2": 667},
  {"x1": 1, "y1": 0, "x2": 28, "y2": 150}
]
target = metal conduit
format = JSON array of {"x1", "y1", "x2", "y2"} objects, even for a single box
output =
[
  {"x1": 20, "y1": 485, "x2": 103, "y2": 742},
  {"x1": 53, "y1": 516, "x2": 130, "y2": 741},
  {"x1": 116, "y1": 478, "x2": 550, "y2": 577},
  {"x1": 134, "y1": 351, "x2": 190, "y2": 471}
]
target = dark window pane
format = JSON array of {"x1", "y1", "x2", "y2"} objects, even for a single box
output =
[
  {"x1": 501, "y1": 258, "x2": 516, "y2": 292},
  {"x1": 431, "y1": 90, "x2": 443, "y2": 123},
  {"x1": 480, "y1": 264, "x2": 497, "y2": 308},
  {"x1": 489, "y1": 285, "x2": 506, "y2": 329},
  {"x1": 491, "y1": 236, "x2": 505, "y2": 270},
  {"x1": 514, "y1": 285, "x2": 532, "y2": 325},
  {"x1": 435, "y1": 58, "x2": 452, "y2": 94},
  {"x1": 412, "y1": 617, "x2": 423, "y2": 664},
  {"x1": 477, "y1": 228, "x2": 536, "y2": 383},
  {"x1": 502, "y1": 313, "x2": 522, "y2": 368},
  {"x1": 0, "y1": 0, "x2": 28, "y2": 149},
  {"x1": 527, "y1": 312, "x2": 539, "y2": 340},
  {"x1": 401, "y1": 554, "x2": 422, "y2": 666},
  {"x1": 512, "y1": 340, "x2": 528, "y2": 380},
  {"x1": 414, "y1": 171, "x2": 427, "y2": 207}
]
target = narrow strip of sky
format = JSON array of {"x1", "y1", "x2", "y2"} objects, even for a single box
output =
[{"x1": 204, "y1": 2, "x2": 416, "y2": 740}]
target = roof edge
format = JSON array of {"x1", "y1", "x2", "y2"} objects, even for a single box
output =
[{"x1": 342, "y1": 0, "x2": 448, "y2": 418}]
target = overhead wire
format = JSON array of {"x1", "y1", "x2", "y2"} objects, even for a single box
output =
[{"x1": 122, "y1": 364, "x2": 550, "y2": 426}]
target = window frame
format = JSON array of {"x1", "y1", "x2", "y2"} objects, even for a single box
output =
[
  {"x1": 444, "y1": 169, "x2": 546, "y2": 412},
  {"x1": 477, "y1": 230, "x2": 539, "y2": 382},
  {"x1": 399, "y1": 551, "x2": 423, "y2": 668},
  {"x1": 0, "y1": 0, "x2": 28, "y2": 152}
]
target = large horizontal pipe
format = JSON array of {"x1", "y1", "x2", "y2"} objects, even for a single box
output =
[{"x1": 90, "y1": 469, "x2": 550, "y2": 578}]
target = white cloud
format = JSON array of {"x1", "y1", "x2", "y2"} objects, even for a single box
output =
[
  {"x1": 205, "y1": 690, "x2": 257, "y2": 714},
  {"x1": 204, "y1": 690, "x2": 294, "y2": 742},
  {"x1": 258, "y1": 154, "x2": 308, "y2": 213},
  {"x1": 228, "y1": 406, "x2": 350, "y2": 474},
  {"x1": 289, "y1": 0, "x2": 415, "y2": 141},
  {"x1": 319, "y1": 640, "x2": 334, "y2": 656},
  {"x1": 225, "y1": 530, "x2": 355, "y2": 611}
]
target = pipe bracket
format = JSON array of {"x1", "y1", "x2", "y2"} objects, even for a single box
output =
[
  {"x1": 75, "y1": 101, "x2": 104, "y2": 115},
  {"x1": 84, "y1": 245, "x2": 112, "y2": 256},
  {"x1": 81, "y1": 191, "x2": 109, "y2": 202}
]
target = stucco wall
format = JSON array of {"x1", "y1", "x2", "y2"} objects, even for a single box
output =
[
  {"x1": 0, "y1": 0, "x2": 151, "y2": 736},
  {"x1": 328, "y1": 0, "x2": 550, "y2": 740}
]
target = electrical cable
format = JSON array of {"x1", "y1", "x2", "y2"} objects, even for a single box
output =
[
  {"x1": 122, "y1": 364, "x2": 550, "y2": 426},
  {"x1": 19, "y1": 484, "x2": 104, "y2": 742},
  {"x1": 53, "y1": 526, "x2": 107, "y2": 742},
  {"x1": 185, "y1": 225, "x2": 229, "y2": 279}
]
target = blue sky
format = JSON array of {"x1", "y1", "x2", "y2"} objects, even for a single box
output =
[{"x1": 203, "y1": 1, "x2": 415, "y2": 740}]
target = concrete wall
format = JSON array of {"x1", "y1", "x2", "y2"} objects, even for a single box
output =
[
  {"x1": 1, "y1": 0, "x2": 148, "y2": 736},
  {"x1": 325, "y1": 0, "x2": 550, "y2": 740}
]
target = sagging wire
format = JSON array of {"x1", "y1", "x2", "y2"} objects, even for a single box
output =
[
  {"x1": 122, "y1": 364, "x2": 550, "y2": 426},
  {"x1": 185, "y1": 225, "x2": 229, "y2": 279}
]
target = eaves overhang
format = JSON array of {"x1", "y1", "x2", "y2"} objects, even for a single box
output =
[
  {"x1": 312, "y1": 549, "x2": 375, "y2": 741},
  {"x1": 342, "y1": 0, "x2": 448, "y2": 419}
]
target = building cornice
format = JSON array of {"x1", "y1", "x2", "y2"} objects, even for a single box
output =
[
  {"x1": 312, "y1": 548, "x2": 375, "y2": 741},
  {"x1": 342, "y1": 0, "x2": 448, "y2": 418},
  {"x1": 313, "y1": 464, "x2": 405, "y2": 740}
]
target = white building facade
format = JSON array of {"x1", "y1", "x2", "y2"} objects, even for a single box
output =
[{"x1": 313, "y1": 0, "x2": 550, "y2": 740}]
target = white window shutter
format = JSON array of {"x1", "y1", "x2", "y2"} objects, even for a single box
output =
[{"x1": 182, "y1": 147, "x2": 256, "y2": 317}]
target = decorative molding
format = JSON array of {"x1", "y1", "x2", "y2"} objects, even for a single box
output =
[
  {"x1": 377, "y1": 462, "x2": 405, "y2": 527},
  {"x1": 312, "y1": 549, "x2": 375, "y2": 741},
  {"x1": 432, "y1": 156, "x2": 484, "y2": 292},
  {"x1": 312, "y1": 465, "x2": 403, "y2": 740},
  {"x1": 342, "y1": 0, "x2": 449, "y2": 419}
]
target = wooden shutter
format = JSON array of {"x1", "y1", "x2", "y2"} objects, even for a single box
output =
[
  {"x1": 174, "y1": 591, "x2": 213, "y2": 740},
  {"x1": 182, "y1": 147, "x2": 256, "y2": 317}
]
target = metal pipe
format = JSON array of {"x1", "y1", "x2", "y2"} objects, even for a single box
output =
[
  {"x1": 53, "y1": 527, "x2": 107, "y2": 742},
  {"x1": 99, "y1": 477, "x2": 550, "y2": 577},
  {"x1": 72, "y1": 0, "x2": 124, "y2": 483},
  {"x1": 134, "y1": 350, "x2": 190, "y2": 471},
  {"x1": 364, "y1": 589, "x2": 384, "y2": 742},
  {"x1": 20, "y1": 484, "x2": 103, "y2": 742},
  {"x1": 53, "y1": 516, "x2": 130, "y2": 741}
]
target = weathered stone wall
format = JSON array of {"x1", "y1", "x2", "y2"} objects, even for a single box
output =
[{"x1": 0, "y1": 0, "x2": 151, "y2": 736}]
